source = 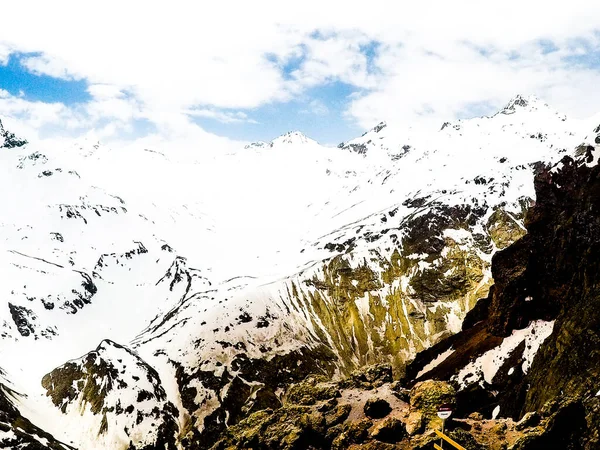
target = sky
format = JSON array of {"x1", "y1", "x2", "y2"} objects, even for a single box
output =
[{"x1": 1, "y1": 1, "x2": 600, "y2": 147}]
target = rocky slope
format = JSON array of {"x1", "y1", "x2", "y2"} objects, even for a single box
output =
[
  {"x1": 41, "y1": 340, "x2": 179, "y2": 449},
  {"x1": 201, "y1": 114, "x2": 600, "y2": 450},
  {"x1": 210, "y1": 363, "x2": 549, "y2": 450},
  {"x1": 402, "y1": 140, "x2": 600, "y2": 448},
  {"x1": 1, "y1": 96, "x2": 599, "y2": 449}
]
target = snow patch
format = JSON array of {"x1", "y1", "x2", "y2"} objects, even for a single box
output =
[
  {"x1": 416, "y1": 348, "x2": 454, "y2": 379},
  {"x1": 492, "y1": 405, "x2": 500, "y2": 419},
  {"x1": 455, "y1": 320, "x2": 555, "y2": 389}
]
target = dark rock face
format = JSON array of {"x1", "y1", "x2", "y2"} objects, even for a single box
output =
[
  {"x1": 212, "y1": 362, "x2": 544, "y2": 449},
  {"x1": 8, "y1": 303, "x2": 37, "y2": 337},
  {"x1": 0, "y1": 119, "x2": 28, "y2": 149},
  {"x1": 404, "y1": 152, "x2": 600, "y2": 448}
]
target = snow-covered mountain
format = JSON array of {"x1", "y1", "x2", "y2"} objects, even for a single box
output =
[{"x1": 1, "y1": 95, "x2": 599, "y2": 449}]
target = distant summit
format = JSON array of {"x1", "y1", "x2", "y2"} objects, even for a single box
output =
[
  {"x1": 245, "y1": 130, "x2": 318, "y2": 149},
  {"x1": 0, "y1": 119, "x2": 28, "y2": 149},
  {"x1": 498, "y1": 94, "x2": 548, "y2": 115},
  {"x1": 503, "y1": 94, "x2": 529, "y2": 111},
  {"x1": 271, "y1": 131, "x2": 317, "y2": 146}
]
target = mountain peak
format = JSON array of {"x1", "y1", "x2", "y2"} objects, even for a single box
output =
[
  {"x1": 271, "y1": 130, "x2": 316, "y2": 146},
  {"x1": 244, "y1": 131, "x2": 317, "y2": 149},
  {"x1": 499, "y1": 94, "x2": 545, "y2": 115}
]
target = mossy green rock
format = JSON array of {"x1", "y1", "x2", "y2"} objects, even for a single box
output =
[
  {"x1": 448, "y1": 428, "x2": 484, "y2": 450},
  {"x1": 213, "y1": 405, "x2": 326, "y2": 449},
  {"x1": 286, "y1": 201, "x2": 526, "y2": 379},
  {"x1": 486, "y1": 206, "x2": 528, "y2": 250},
  {"x1": 409, "y1": 380, "x2": 455, "y2": 423},
  {"x1": 370, "y1": 416, "x2": 406, "y2": 443},
  {"x1": 331, "y1": 418, "x2": 372, "y2": 450},
  {"x1": 325, "y1": 403, "x2": 352, "y2": 427},
  {"x1": 285, "y1": 376, "x2": 341, "y2": 406}
]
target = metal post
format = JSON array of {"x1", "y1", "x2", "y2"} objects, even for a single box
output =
[{"x1": 440, "y1": 419, "x2": 445, "y2": 449}]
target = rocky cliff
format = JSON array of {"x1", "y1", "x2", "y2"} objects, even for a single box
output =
[{"x1": 403, "y1": 145, "x2": 600, "y2": 448}]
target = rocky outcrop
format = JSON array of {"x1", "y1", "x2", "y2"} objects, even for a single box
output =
[
  {"x1": 0, "y1": 119, "x2": 27, "y2": 149},
  {"x1": 279, "y1": 199, "x2": 521, "y2": 375},
  {"x1": 175, "y1": 346, "x2": 337, "y2": 449},
  {"x1": 42, "y1": 340, "x2": 179, "y2": 449},
  {"x1": 210, "y1": 364, "x2": 546, "y2": 449},
  {"x1": 409, "y1": 380, "x2": 455, "y2": 429},
  {"x1": 211, "y1": 364, "x2": 414, "y2": 450},
  {"x1": 403, "y1": 149, "x2": 600, "y2": 448}
]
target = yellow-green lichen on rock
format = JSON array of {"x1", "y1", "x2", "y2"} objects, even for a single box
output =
[
  {"x1": 277, "y1": 202, "x2": 529, "y2": 379},
  {"x1": 409, "y1": 380, "x2": 456, "y2": 430},
  {"x1": 486, "y1": 202, "x2": 529, "y2": 250},
  {"x1": 290, "y1": 238, "x2": 490, "y2": 374}
]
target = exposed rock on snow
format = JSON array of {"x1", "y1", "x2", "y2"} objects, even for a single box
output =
[{"x1": 42, "y1": 340, "x2": 179, "y2": 449}]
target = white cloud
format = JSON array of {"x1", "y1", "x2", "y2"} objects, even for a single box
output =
[
  {"x1": 347, "y1": 36, "x2": 600, "y2": 128},
  {"x1": 186, "y1": 108, "x2": 258, "y2": 124},
  {"x1": 88, "y1": 84, "x2": 127, "y2": 100},
  {"x1": 1, "y1": 0, "x2": 600, "y2": 136},
  {"x1": 300, "y1": 99, "x2": 329, "y2": 116},
  {"x1": 20, "y1": 54, "x2": 77, "y2": 80},
  {"x1": 0, "y1": 92, "x2": 74, "y2": 140},
  {"x1": 287, "y1": 30, "x2": 378, "y2": 90}
]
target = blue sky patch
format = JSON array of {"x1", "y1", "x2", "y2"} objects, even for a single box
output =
[
  {"x1": 0, "y1": 52, "x2": 90, "y2": 104},
  {"x1": 563, "y1": 49, "x2": 600, "y2": 68},
  {"x1": 457, "y1": 100, "x2": 497, "y2": 119},
  {"x1": 538, "y1": 39, "x2": 559, "y2": 54},
  {"x1": 191, "y1": 81, "x2": 364, "y2": 146},
  {"x1": 360, "y1": 40, "x2": 381, "y2": 74}
]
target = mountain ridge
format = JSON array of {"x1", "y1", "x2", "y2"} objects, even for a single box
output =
[{"x1": 0, "y1": 95, "x2": 598, "y2": 448}]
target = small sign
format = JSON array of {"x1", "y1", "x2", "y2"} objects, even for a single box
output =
[{"x1": 437, "y1": 403, "x2": 453, "y2": 420}]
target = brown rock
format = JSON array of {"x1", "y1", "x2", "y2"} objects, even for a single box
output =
[
  {"x1": 370, "y1": 416, "x2": 406, "y2": 443},
  {"x1": 405, "y1": 411, "x2": 423, "y2": 435},
  {"x1": 492, "y1": 421, "x2": 508, "y2": 435},
  {"x1": 326, "y1": 403, "x2": 352, "y2": 427},
  {"x1": 468, "y1": 412, "x2": 484, "y2": 421},
  {"x1": 515, "y1": 411, "x2": 540, "y2": 431}
]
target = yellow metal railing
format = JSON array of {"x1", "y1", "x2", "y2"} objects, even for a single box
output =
[{"x1": 433, "y1": 430, "x2": 466, "y2": 450}]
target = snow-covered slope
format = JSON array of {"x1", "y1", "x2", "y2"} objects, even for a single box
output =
[
  {"x1": 41, "y1": 340, "x2": 179, "y2": 449},
  {"x1": 1, "y1": 96, "x2": 599, "y2": 449}
]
